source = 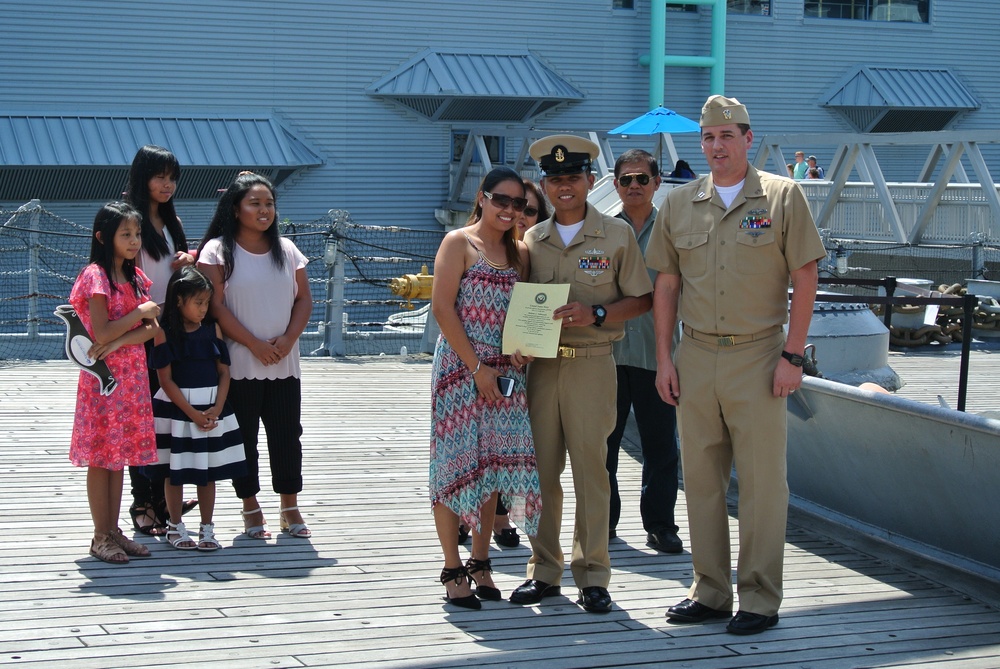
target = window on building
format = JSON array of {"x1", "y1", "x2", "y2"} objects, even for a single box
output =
[
  {"x1": 615, "y1": 1, "x2": 697, "y2": 9},
  {"x1": 805, "y1": 0, "x2": 928, "y2": 22},
  {"x1": 729, "y1": 0, "x2": 771, "y2": 15},
  {"x1": 451, "y1": 133, "x2": 504, "y2": 164}
]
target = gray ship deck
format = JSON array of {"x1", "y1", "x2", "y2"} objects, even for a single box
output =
[{"x1": 1, "y1": 353, "x2": 999, "y2": 669}]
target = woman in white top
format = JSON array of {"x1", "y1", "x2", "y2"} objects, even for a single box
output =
[
  {"x1": 128, "y1": 144, "x2": 197, "y2": 535},
  {"x1": 198, "y1": 172, "x2": 313, "y2": 540}
]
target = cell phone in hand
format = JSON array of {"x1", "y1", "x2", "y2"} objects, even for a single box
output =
[{"x1": 497, "y1": 376, "x2": 515, "y2": 397}]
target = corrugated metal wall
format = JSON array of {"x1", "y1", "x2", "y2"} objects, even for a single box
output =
[{"x1": 1, "y1": 1, "x2": 998, "y2": 229}]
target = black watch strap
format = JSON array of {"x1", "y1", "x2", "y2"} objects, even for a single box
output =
[
  {"x1": 781, "y1": 350, "x2": 805, "y2": 367},
  {"x1": 592, "y1": 305, "x2": 607, "y2": 327}
]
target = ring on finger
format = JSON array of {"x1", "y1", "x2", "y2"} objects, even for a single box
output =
[{"x1": 568, "y1": 316, "x2": 573, "y2": 323}]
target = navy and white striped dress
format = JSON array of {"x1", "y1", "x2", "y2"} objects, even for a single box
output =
[{"x1": 146, "y1": 323, "x2": 247, "y2": 485}]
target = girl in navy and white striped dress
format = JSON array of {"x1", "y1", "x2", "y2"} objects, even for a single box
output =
[{"x1": 145, "y1": 266, "x2": 246, "y2": 551}]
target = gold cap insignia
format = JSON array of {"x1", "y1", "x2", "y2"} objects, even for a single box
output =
[
  {"x1": 723, "y1": 109, "x2": 732, "y2": 120},
  {"x1": 554, "y1": 147, "x2": 566, "y2": 163}
]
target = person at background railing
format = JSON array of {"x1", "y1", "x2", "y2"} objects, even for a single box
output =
[
  {"x1": 429, "y1": 166, "x2": 541, "y2": 609},
  {"x1": 509, "y1": 135, "x2": 653, "y2": 614},
  {"x1": 646, "y1": 95, "x2": 825, "y2": 635},
  {"x1": 197, "y1": 172, "x2": 313, "y2": 541},
  {"x1": 792, "y1": 151, "x2": 808, "y2": 180},
  {"x1": 806, "y1": 155, "x2": 824, "y2": 179},
  {"x1": 127, "y1": 144, "x2": 198, "y2": 536},
  {"x1": 668, "y1": 159, "x2": 696, "y2": 180},
  {"x1": 806, "y1": 167, "x2": 822, "y2": 180},
  {"x1": 487, "y1": 178, "x2": 551, "y2": 550},
  {"x1": 605, "y1": 149, "x2": 682, "y2": 555}
]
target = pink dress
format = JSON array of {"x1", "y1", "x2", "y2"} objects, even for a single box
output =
[{"x1": 68, "y1": 264, "x2": 158, "y2": 470}]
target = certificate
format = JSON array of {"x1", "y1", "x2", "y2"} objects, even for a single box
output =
[{"x1": 502, "y1": 282, "x2": 570, "y2": 358}]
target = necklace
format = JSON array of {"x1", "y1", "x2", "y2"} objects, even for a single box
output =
[
  {"x1": 479, "y1": 250, "x2": 509, "y2": 270},
  {"x1": 463, "y1": 231, "x2": 509, "y2": 269}
]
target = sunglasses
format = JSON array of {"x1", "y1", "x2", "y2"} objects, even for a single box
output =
[
  {"x1": 483, "y1": 191, "x2": 528, "y2": 212},
  {"x1": 523, "y1": 206, "x2": 539, "y2": 217},
  {"x1": 617, "y1": 173, "x2": 652, "y2": 187}
]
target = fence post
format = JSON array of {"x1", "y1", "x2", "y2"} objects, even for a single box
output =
[
  {"x1": 24, "y1": 200, "x2": 43, "y2": 338},
  {"x1": 311, "y1": 211, "x2": 348, "y2": 357}
]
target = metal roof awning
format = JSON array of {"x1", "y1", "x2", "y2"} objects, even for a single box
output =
[
  {"x1": 822, "y1": 66, "x2": 979, "y2": 133},
  {"x1": 0, "y1": 115, "x2": 324, "y2": 200},
  {"x1": 366, "y1": 49, "x2": 584, "y2": 123}
]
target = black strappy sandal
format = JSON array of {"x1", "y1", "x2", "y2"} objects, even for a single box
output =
[
  {"x1": 129, "y1": 503, "x2": 165, "y2": 536},
  {"x1": 439, "y1": 566, "x2": 481, "y2": 610},
  {"x1": 465, "y1": 557, "x2": 502, "y2": 601}
]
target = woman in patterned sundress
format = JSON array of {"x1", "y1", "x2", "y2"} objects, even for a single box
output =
[{"x1": 429, "y1": 166, "x2": 542, "y2": 609}]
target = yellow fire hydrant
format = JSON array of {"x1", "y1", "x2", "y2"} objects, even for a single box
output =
[{"x1": 389, "y1": 264, "x2": 433, "y2": 309}]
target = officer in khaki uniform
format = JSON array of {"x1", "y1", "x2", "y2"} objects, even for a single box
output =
[
  {"x1": 645, "y1": 96, "x2": 826, "y2": 634},
  {"x1": 508, "y1": 135, "x2": 653, "y2": 613}
]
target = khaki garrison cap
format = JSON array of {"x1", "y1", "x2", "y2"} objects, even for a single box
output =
[
  {"x1": 700, "y1": 95, "x2": 751, "y2": 127},
  {"x1": 529, "y1": 134, "x2": 600, "y2": 176}
]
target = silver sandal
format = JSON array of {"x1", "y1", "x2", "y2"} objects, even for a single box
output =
[
  {"x1": 198, "y1": 522, "x2": 221, "y2": 551},
  {"x1": 166, "y1": 520, "x2": 198, "y2": 551}
]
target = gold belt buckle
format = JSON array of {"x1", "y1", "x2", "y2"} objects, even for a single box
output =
[
  {"x1": 558, "y1": 346, "x2": 576, "y2": 358},
  {"x1": 717, "y1": 335, "x2": 735, "y2": 347}
]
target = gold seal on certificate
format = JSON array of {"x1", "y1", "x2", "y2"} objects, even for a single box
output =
[{"x1": 502, "y1": 282, "x2": 570, "y2": 358}]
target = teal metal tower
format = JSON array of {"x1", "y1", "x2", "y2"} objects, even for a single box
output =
[{"x1": 642, "y1": 0, "x2": 728, "y2": 108}]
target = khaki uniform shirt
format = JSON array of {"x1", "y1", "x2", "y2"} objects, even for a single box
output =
[
  {"x1": 525, "y1": 205, "x2": 653, "y2": 346},
  {"x1": 645, "y1": 165, "x2": 826, "y2": 335}
]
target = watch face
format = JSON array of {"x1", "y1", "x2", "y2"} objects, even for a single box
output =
[{"x1": 596, "y1": 307, "x2": 607, "y2": 317}]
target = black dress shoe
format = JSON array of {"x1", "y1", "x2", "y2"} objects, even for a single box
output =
[
  {"x1": 646, "y1": 530, "x2": 683, "y2": 554},
  {"x1": 509, "y1": 579, "x2": 561, "y2": 605},
  {"x1": 666, "y1": 598, "x2": 732, "y2": 623},
  {"x1": 726, "y1": 610, "x2": 779, "y2": 635},
  {"x1": 577, "y1": 586, "x2": 612, "y2": 613},
  {"x1": 608, "y1": 528, "x2": 617, "y2": 540}
]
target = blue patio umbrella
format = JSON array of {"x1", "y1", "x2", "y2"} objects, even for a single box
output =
[{"x1": 608, "y1": 106, "x2": 700, "y2": 135}]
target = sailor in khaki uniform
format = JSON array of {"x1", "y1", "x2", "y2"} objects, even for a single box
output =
[
  {"x1": 645, "y1": 96, "x2": 826, "y2": 635},
  {"x1": 508, "y1": 135, "x2": 653, "y2": 613}
]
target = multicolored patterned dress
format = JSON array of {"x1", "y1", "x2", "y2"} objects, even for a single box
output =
[
  {"x1": 429, "y1": 254, "x2": 542, "y2": 536},
  {"x1": 68, "y1": 264, "x2": 158, "y2": 470}
]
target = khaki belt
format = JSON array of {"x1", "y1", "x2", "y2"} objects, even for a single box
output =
[
  {"x1": 682, "y1": 324, "x2": 782, "y2": 347},
  {"x1": 557, "y1": 343, "x2": 613, "y2": 358}
]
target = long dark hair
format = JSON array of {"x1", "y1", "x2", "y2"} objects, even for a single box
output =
[
  {"x1": 465, "y1": 166, "x2": 525, "y2": 274},
  {"x1": 198, "y1": 172, "x2": 285, "y2": 281},
  {"x1": 89, "y1": 201, "x2": 145, "y2": 296},
  {"x1": 161, "y1": 266, "x2": 214, "y2": 347},
  {"x1": 126, "y1": 145, "x2": 187, "y2": 261}
]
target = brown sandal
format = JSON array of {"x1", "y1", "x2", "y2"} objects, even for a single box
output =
[
  {"x1": 89, "y1": 533, "x2": 129, "y2": 564},
  {"x1": 109, "y1": 528, "x2": 150, "y2": 557}
]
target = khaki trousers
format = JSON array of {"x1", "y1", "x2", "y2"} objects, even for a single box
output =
[
  {"x1": 676, "y1": 329, "x2": 788, "y2": 616},
  {"x1": 525, "y1": 354, "x2": 616, "y2": 589}
]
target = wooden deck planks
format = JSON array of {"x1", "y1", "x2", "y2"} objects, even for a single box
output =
[{"x1": 0, "y1": 355, "x2": 998, "y2": 668}]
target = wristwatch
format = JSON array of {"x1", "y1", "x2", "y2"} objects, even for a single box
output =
[
  {"x1": 781, "y1": 350, "x2": 805, "y2": 367},
  {"x1": 592, "y1": 304, "x2": 607, "y2": 327}
]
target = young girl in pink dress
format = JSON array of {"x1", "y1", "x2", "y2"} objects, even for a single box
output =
[{"x1": 69, "y1": 202, "x2": 161, "y2": 563}]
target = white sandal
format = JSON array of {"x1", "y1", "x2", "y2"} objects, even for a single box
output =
[
  {"x1": 198, "y1": 522, "x2": 221, "y2": 551},
  {"x1": 279, "y1": 506, "x2": 312, "y2": 538},
  {"x1": 166, "y1": 520, "x2": 198, "y2": 550},
  {"x1": 240, "y1": 507, "x2": 271, "y2": 540}
]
